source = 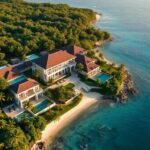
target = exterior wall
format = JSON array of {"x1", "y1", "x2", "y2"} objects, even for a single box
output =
[
  {"x1": 33, "y1": 58, "x2": 76, "y2": 82},
  {"x1": 32, "y1": 63, "x2": 46, "y2": 81},
  {"x1": 88, "y1": 67, "x2": 100, "y2": 78},
  {"x1": 79, "y1": 67, "x2": 100, "y2": 78}
]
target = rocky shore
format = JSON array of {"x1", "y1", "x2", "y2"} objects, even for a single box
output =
[
  {"x1": 117, "y1": 71, "x2": 137, "y2": 103},
  {"x1": 103, "y1": 70, "x2": 137, "y2": 103}
]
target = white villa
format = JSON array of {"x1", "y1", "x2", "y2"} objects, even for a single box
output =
[
  {"x1": 10, "y1": 78, "x2": 43, "y2": 108},
  {"x1": 32, "y1": 50, "x2": 76, "y2": 82}
]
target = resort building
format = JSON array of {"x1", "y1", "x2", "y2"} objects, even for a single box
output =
[
  {"x1": 62, "y1": 44, "x2": 100, "y2": 78},
  {"x1": 32, "y1": 50, "x2": 76, "y2": 82},
  {"x1": 10, "y1": 78, "x2": 43, "y2": 108},
  {"x1": 76, "y1": 54, "x2": 100, "y2": 78}
]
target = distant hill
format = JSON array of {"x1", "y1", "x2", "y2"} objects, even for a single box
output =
[{"x1": 0, "y1": 0, "x2": 110, "y2": 64}]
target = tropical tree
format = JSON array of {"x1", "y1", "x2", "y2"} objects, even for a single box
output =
[
  {"x1": 33, "y1": 116, "x2": 47, "y2": 130},
  {"x1": 2, "y1": 127, "x2": 29, "y2": 150},
  {"x1": 76, "y1": 63, "x2": 84, "y2": 71},
  {"x1": 33, "y1": 69, "x2": 40, "y2": 80},
  {"x1": 0, "y1": 92, "x2": 5, "y2": 107},
  {"x1": 6, "y1": 93, "x2": 13, "y2": 102},
  {"x1": 0, "y1": 77, "x2": 9, "y2": 91},
  {"x1": 23, "y1": 101, "x2": 34, "y2": 111},
  {"x1": 99, "y1": 53, "x2": 104, "y2": 59}
]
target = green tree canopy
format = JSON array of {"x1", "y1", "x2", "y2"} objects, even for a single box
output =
[
  {"x1": 0, "y1": 1, "x2": 110, "y2": 62},
  {"x1": 0, "y1": 77, "x2": 9, "y2": 91}
]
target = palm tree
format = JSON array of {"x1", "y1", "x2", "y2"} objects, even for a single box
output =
[
  {"x1": 76, "y1": 63, "x2": 84, "y2": 71},
  {"x1": 0, "y1": 92, "x2": 5, "y2": 107},
  {"x1": 23, "y1": 101, "x2": 34, "y2": 111},
  {"x1": 6, "y1": 94, "x2": 13, "y2": 102}
]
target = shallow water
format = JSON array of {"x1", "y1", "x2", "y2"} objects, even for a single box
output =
[{"x1": 28, "y1": 0, "x2": 150, "y2": 149}]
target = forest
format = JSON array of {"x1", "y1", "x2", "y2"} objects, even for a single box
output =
[{"x1": 0, "y1": 0, "x2": 110, "y2": 65}]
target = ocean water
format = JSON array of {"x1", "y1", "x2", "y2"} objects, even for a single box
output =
[{"x1": 28, "y1": 0, "x2": 150, "y2": 150}]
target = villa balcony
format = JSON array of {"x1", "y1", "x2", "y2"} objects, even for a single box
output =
[
  {"x1": 69, "y1": 61, "x2": 76, "y2": 66},
  {"x1": 18, "y1": 88, "x2": 43, "y2": 101}
]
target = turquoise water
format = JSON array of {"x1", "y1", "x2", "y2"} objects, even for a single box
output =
[
  {"x1": 27, "y1": 54, "x2": 39, "y2": 61},
  {"x1": 9, "y1": 76, "x2": 26, "y2": 85},
  {"x1": 16, "y1": 111, "x2": 33, "y2": 121},
  {"x1": 28, "y1": 0, "x2": 150, "y2": 150},
  {"x1": 34, "y1": 99, "x2": 52, "y2": 114},
  {"x1": 95, "y1": 73, "x2": 111, "y2": 83}
]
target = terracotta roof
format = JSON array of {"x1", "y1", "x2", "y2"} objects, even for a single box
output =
[
  {"x1": 33, "y1": 50, "x2": 75, "y2": 69},
  {"x1": 0, "y1": 65, "x2": 19, "y2": 81},
  {"x1": 10, "y1": 78, "x2": 39, "y2": 94},
  {"x1": 62, "y1": 45, "x2": 86, "y2": 56},
  {"x1": 5, "y1": 71, "x2": 19, "y2": 81},
  {"x1": 76, "y1": 55, "x2": 99, "y2": 73}
]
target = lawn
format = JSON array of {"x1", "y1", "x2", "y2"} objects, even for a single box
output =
[{"x1": 45, "y1": 83, "x2": 76, "y2": 103}]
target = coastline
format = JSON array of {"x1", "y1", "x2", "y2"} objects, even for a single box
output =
[
  {"x1": 32, "y1": 92, "x2": 101, "y2": 149},
  {"x1": 32, "y1": 13, "x2": 136, "y2": 150}
]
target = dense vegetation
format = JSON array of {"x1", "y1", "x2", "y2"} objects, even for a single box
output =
[
  {"x1": 0, "y1": 94, "x2": 82, "y2": 149},
  {"x1": 0, "y1": 0, "x2": 110, "y2": 64},
  {"x1": 96, "y1": 60, "x2": 126, "y2": 95},
  {"x1": 45, "y1": 83, "x2": 75, "y2": 103}
]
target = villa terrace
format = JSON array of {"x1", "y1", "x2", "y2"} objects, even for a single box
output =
[{"x1": 3, "y1": 104, "x2": 25, "y2": 119}]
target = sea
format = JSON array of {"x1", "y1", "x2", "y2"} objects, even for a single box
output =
[{"x1": 28, "y1": 0, "x2": 150, "y2": 150}]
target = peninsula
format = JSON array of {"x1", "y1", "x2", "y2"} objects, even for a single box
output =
[{"x1": 0, "y1": 0, "x2": 135, "y2": 150}]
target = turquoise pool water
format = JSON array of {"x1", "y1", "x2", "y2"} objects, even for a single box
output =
[
  {"x1": 95, "y1": 73, "x2": 111, "y2": 83},
  {"x1": 9, "y1": 76, "x2": 26, "y2": 85},
  {"x1": 27, "y1": 54, "x2": 39, "y2": 61},
  {"x1": 33, "y1": 99, "x2": 53, "y2": 114},
  {"x1": 16, "y1": 111, "x2": 33, "y2": 121}
]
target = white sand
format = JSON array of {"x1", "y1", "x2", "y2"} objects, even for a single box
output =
[
  {"x1": 40, "y1": 92, "x2": 101, "y2": 146},
  {"x1": 96, "y1": 13, "x2": 102, "y2": 21}
]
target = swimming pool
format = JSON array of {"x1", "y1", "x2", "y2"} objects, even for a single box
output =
[
  {"x1": 27, "y1": 54, "x2": 39, "y2": 61},
  {"x1": 94, "y1": 73, "x2": 112, "y2": 83},
  {"x1": 33, "y1": 99, "x2": 53, "y2": 114},
  {"x1": 9, "y1": 76, "x2": 26, "y2": 85},
  {"x1": 16, "y1": 111, "x2": 33, "y2": 121}
]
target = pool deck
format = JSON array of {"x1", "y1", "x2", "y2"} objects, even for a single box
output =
[
  {"x1": 31, "y1": 96, "x2": 50, "y2": 106},
  {"x1": 3, "y1": 104, "x2": 25, "y2": 118}
]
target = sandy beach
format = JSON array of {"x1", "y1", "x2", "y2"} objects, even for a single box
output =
[
  {"x1": 40, "y1": 92, "x2": 101, "y2": 147},
  {"x1": 96, "y1": 13, "x2": 102, "y2": 21}
]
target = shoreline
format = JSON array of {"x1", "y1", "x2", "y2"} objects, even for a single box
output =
[
  {"x1": 31, "y1": 13, "x2": 105, "y2": 150},
  {"x1": 32, "y1": 92, "x2": 101, "y2": 149},
  {"x1": 32, "y1": 12, "x2": 136, "y2": 149}
]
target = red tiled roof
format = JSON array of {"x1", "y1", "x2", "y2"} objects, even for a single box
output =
[
  {"x1": 86, "y1": 62, "x2": 99, "y2": 72},
  {"x1": 62, "y1": 45, "x2": 86, "y2": 56},
  {"x1": 76, "y1": 55, "x2": 99, "y2": 73},
  {"x1": 10, "y1": 78, "x2": 39, "y2": 94},
  {"x1": 5, "y1": 71, "x2": 19, "y2": 81},
  {"x1": 0, "y1": 65, "x2": 19, "y2": 81},
  {"x1": 33, "y1": 50, "x2": 75, "y2": 69}
]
